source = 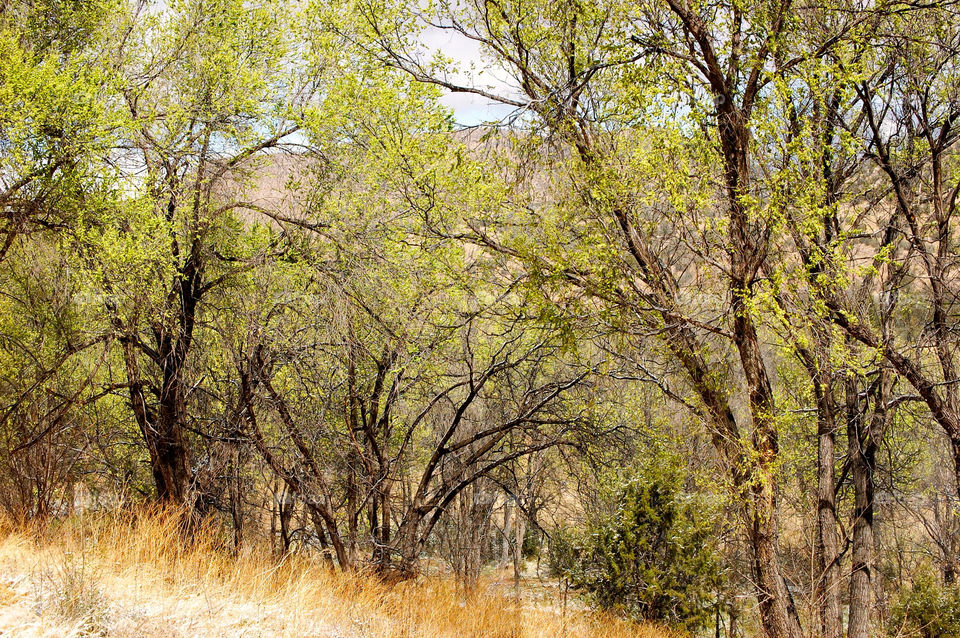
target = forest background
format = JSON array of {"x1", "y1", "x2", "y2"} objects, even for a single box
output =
[{"x1": 2, "y1": 0, "x2": 960, "y2": 636}]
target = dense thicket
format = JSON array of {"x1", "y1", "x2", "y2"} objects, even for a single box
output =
[
  {"x1": 2, "y1": 0, "x2": 960, "y2": 636},
  {"x1": 550, "y1": 464, "x2": 722, "y2": 631}
]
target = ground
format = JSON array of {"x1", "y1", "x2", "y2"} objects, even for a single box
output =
[{"x1": 0, "y1": 513, "x2": 676, "y2": 638}]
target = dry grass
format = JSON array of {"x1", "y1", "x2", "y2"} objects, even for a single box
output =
[{"x1": 0, "y1": 508, "x2": 679, "y2": 638}]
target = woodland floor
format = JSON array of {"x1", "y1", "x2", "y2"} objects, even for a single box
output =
[{"x1": 0, "y1": 512, "x2": 676, "y2": 638}]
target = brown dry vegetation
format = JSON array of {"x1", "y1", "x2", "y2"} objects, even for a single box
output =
[{"x1": 0, "y1": 508, "x2": 678, "y2": 638}]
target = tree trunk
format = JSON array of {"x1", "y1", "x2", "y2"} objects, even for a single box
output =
[
  {"x1": 392, "y1": 516, "x2": 422, "y2": 580},
  {"x1": 513, "y1": 510, "x2": 526, "y2": 591},
  {"x1": 814, "y1": 381, "x2": 842, "y2": 638},
  {"x1": 502, "y1": 500, "x2": 513, "y2": 566},
  {"x1": 748, "y1": 479, "x2": 802, "y2": 638},
  {"x1": 731, "y1": 297, "x2": 802, "y2": 638},
  {"x1": 123, "y1": 341, "x2": 195, "y2": 508},
  {"x1": 154, "y1": 376, "x2": 196, "y2": 505},
  {"x1": 719, "y1": 81, "x2": 802, "y2": 637},
  {"x1": 306, "y1": 505, "x2": 350, "y2": 569},
  {"x1": 229, "y1": 434, "x2": 243, "y2": 550},
  {"x1": 845, "y1": 375, "x2": 878, "y2": 638},
  {"x1": 278, "y1": 491, "x2": 293, "y2": 554},
  {"x1": 946, "y1": 437, "x2": 960, "y2": 583}
]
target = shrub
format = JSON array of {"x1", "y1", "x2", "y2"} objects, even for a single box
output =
[
  {"x1": 549, "y1": 472, "x2": 720, "y2": 631},
  {"x1": 889, "y1": 566, "x2": 960, "y2": 638}
]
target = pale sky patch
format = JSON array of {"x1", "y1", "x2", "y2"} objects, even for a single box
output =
[{"x1": 418, "y1": 26, "x2": 523, "y2": 126}]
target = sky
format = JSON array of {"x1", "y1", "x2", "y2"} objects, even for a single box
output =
[{"x1": 418, "y1": 26, "x2": 521, "y2": 126}]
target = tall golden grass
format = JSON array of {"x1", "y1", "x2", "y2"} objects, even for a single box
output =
[{"x1": 0, "y1": 507, "x2": 680, "y2": 638}]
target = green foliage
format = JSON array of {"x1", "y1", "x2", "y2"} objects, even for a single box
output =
[
  {"x1": 1, "y1": 0, "x2": 117, "y2": 54},
  {"x1": 0, "y1": 24, "x2": 118, "y2": 238},
  {"x1": 889, "y1": 566, "x2": 960, "y2": 638},
  {"x1": 521, "y1": 525, "x2": 540, "y2": 559},
  {"x1": 2, "y1": 2, "x2": 960, "y2": 635},
  {"x1": 549, "y1": 467, "x2": 721, "y2": 630}
]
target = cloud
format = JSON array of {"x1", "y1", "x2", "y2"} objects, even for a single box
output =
[{"x1": 418, "y1": 26, "x2": 523, "y2": 126}]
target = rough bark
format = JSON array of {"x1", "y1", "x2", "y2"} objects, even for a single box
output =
[
  {"x1": 845, "y1": 370, "x2": 886, "y2": 638},
  {"x1": 814, "y1": 387, "x2": 842, "y2": 638},
  {"x1": 122, "y1": 339, "x2": 195, "y2": 508}
]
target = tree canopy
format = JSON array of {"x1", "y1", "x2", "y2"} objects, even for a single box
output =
[{"x1": 2, "y1": 0, "x2": 960, "y2": 636}]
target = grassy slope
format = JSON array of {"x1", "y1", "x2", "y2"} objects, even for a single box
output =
[{"x1": 0, "y1": 510, "x2": 678, "y2": 638}]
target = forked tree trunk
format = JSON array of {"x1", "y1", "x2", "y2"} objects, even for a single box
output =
[
  {"x1": 123, "y1": 343, "x2": 196, "y2": 508},
  {"x1": 155, "y1": 382, "x2": 194, "y2": 504}
]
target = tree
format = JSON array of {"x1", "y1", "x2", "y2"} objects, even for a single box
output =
[
  {"x1": 0, "y1": 0, "x2": 116, "y2": 263},
  {"x1": 550, "y1": 467, "x2": 721, "y2": 630},
  {"x1": 70, "y1": 0, "x2": 316, "y2": 508},
  {"x1": 356, "y1": 0, "x2": 881, "y2": 633}
]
